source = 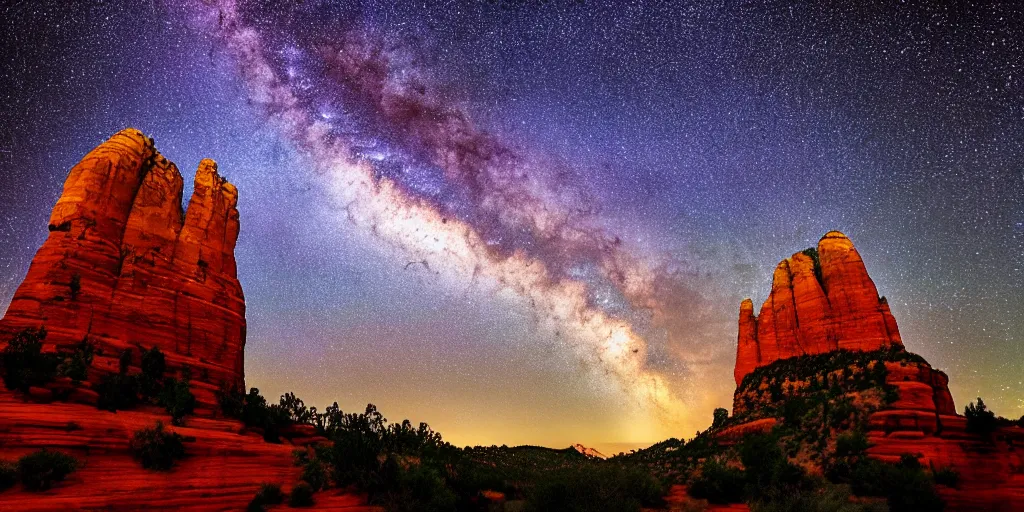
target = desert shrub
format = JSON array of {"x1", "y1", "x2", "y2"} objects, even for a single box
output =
[
  {"x1": 375, "y1": 461, "x2": 458, "y2": 512},
  {"x1": 328, "y1": 405, "x2": 389, "y2": 488},
  {"x1": 280, "y1": 392, "x2": 314, "y2": 423},
  {"x1": 848, "y1": 457, "x2": 944, "y2": 512},
  {"x1": 522, "y1": 464, "x2": 664, "y2": 512},
  {"x1": 886, "y1": 465, "x2": 944, "y2": 512},
  {"x1": 740, "y1": 433, "x2": 809, "y2": 503},
  {"x1": 0, "y1": 460, "x2": 16, "y2": 491},
  {"x1": 159, "y1": 376, "x2": 196, "y2": 426},
  {"x1": 130, "y1": 421, "x2": 186, "y2": 470},
  {"x1": 932, "y1": 466, "x2": 959, "y2": 488},
  {"x1": 289, "y1": 481, "x2": 315, "y2": 507},
  {"x1": 1, "y1": 328, "x2": 58, "y2": 392},
  {"x1": 834, "y1": 430, "x2": 869, "y2": 458},
  {"x1": 964, "y1": 397, "x2": 997, "y2": 437},
  {"x1": 712, "y1": 407, "x2": 729, "y2": 429},
  {"x1": 688, "y1": 459, "x2": 745, "y2": 504},
  {"x1": 751, "y1": 483, "x2": 887, "y2": 512},
  {"x1": 247, "y1": 482, "x2": 284, "y2": 511},
  {"x1": 139, "y1": 346, "x2": 166, "y2": 397},
  {"x1": 96, "y1": 372, "x2": 140, "y2": 411},
  {"x1": 314, "y1": 401, "x2": 344, "y2": 436},
  {"x1": 17, "y1": 449, "x2": 79, "y2": 491},
  {"x1": 96, "y1": 351, "x2": 141, "y2": 412},
  {"x1": 216, "y1": 384, "x2": 245, "y2": 418},
  {"x1": 224, "y1": 387, "x2": 293, "y2": 442},
  {"x1": 56, "y1": 340, "x2": 95, "y2": 382},
  {"x1": 301, "y1": 456, "x2": 329, "y2": 491},
  {"x1": 801, "y1": 247, "x2": 823, "y2": 285}
]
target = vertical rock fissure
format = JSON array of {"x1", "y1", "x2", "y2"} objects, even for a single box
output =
[{"x1": 783, "y1": 260, "x2": 807, "y2": 355}]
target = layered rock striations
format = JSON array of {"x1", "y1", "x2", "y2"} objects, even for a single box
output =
[
  {"x1": 734, "y1": 231, "x2": 903, "y2": 386},
  {"x1": 0, "y1": 128, "x2": 245, "y2": 406}
]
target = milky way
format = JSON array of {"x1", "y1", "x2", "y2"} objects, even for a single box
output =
[
  {"x1": 1, "y1": 0, "x2": 1022, "y2": 451},
  {"x1": 197, "y1": 0, "x2": 730, "y2": 419}
]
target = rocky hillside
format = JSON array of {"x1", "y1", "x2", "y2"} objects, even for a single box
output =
[
  {"x1": 0, "y1": 129, "x2": 245, "y2": 409},
  {"x1": 0, "y1": 129, "x2": 376, "y2": 510},
  {"x1": 622, "y1": 232, "x2": 1024, "y2": 511}
]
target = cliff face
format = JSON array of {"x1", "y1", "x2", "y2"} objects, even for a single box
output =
[
  {"x1": 0, "y1": 128, "x2": 245, "y2": 406},
  {"x1": 734, "y1": 231, "x2": 903, "y2": 386}
]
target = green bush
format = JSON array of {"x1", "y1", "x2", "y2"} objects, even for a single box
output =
[
  {"x1": 247, "y1": 482, "x2": 285, "y2": 511},
  {"x1": 375, "y1": 461, "x2": 458, "y2": 512},
  {"x1": 17, "y1": 449, "x2": 79, "y2": 491},
  {"x1": 130, "y1": 421, "x2": 186, "y2": 470},
  {"x1": 301, "y1": 456, "x2": 329, "y2": 491},
  {"x1": 1, "y1": 328, "x2": 58, "y2": 392},
  {"x1": 216, "y1": 384, "x2": 245, "y2": 418},
  {"x1": 834, "y1": 430, "x2": 869, "y2": 458},
  {"x1": 964, "y1": 397, "x2": 997, "y2": 437},
  {"x1": 740, "y1": 433, "x2": 809, "y2": 503},
  {"x1": 96, "y1": 372, "x2": 140, "y2": 412},
  {"x1": 96, "y1": 348, "x2": 143, "y2": 412},
  {"x1": 56, "y1": 340, "x2": 95, "y2": 382},
  {"x1": 139, "y1": 346, "x2": 166, "y2": 397},
  {"x1": 848, "y1": 458, "x2": 944, "y2": 512},
  {"x1": 0, "y1": 460, "x2": 16, "y2": 491},
  {"x1": 712, "y1": 407, "x2": 729, "y2": 429},
  {"x1": 289, "y1": 481, "x2": 316, "y2": 507},
  {"x1": 159, "y1": 376, "x2": 196, "y2": 426},
  {"x1": 689, "y1": 459, "x2": 745, "y2": 504},
  {"x1": 280, "y1": 392, "x2": 314, "y2": 423}
]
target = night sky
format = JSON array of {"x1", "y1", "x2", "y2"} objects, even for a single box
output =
[{"x1": 1, "y1": 1, "x2": 1021, "y2": 454}]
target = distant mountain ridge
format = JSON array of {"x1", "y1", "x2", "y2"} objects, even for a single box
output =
[{"x1": 571, "y1": 443, "x2": 607, "y2": 459}]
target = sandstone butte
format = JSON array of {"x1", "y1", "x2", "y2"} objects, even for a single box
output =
[
  {"x1": 0, "y1": 128, "x2": 245, "y2": 409},
  {"x1": 726, "y1": 232, "x2": 1024, "y2": 511},
  {"x1": 0, "y1": 129, "x2": 375, "y2": 510}
]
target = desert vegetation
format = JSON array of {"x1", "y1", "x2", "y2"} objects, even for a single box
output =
[
  {"x1": 0, "y1": 449, "x2": 79, "y2": 492},
  {"x1": 218, "y1": 386, "x2": 664, "y2": 511},
  {"x1": 129, "y1": 421, "x2": 188, "y2": 470}
]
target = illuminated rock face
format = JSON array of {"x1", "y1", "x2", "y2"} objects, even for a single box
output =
[
  {"x1": 0, "y1": 128, "x2": 245, "y2": 407},
  {"x1": 734, "y1": 231, "x2": 903, "y2": 386},
  {"x1": 727, "y1": 232, "x2": 1024, "y2": 511}
]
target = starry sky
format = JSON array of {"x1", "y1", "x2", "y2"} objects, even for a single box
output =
[{"x1": 1, "y1": 0, "x2": 1022, "y2": 454}]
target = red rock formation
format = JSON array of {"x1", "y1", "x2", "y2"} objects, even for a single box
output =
[
  {"x1": 734, "y1": 231, "x2": 902, "y2": 385},
  {"x1": 725, "y1": 232, "x2": 1024, "y2": 510},
  {"x1": 0, "y1": 129, "x2": 245, "y2": 407}
]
